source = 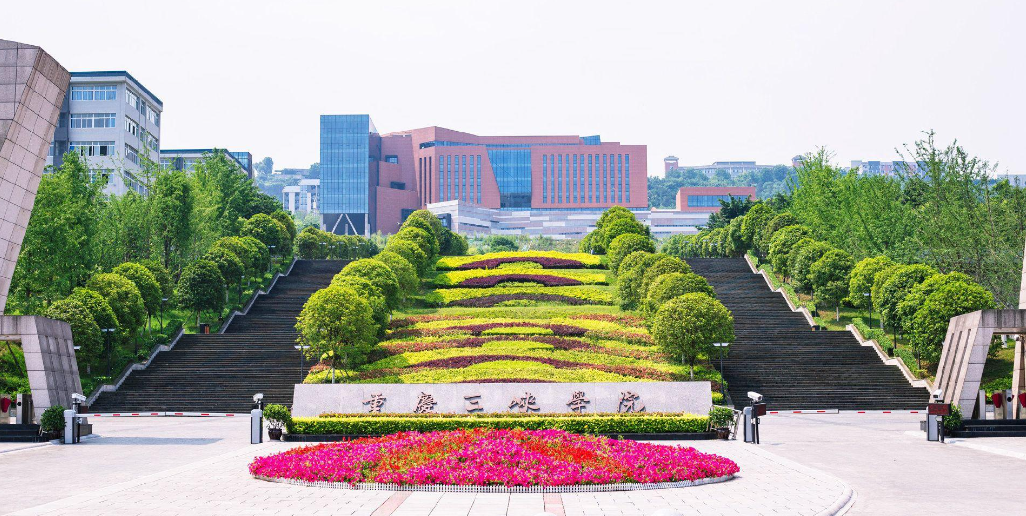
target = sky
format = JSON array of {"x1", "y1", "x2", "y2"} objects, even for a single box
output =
[{"x1": 3, "y1": 1, "x2": 1024, "y2": 176}]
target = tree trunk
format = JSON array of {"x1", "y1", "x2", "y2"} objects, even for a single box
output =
[{"x1": 835, "y1": 306, "x2": 840, "y2": 321}]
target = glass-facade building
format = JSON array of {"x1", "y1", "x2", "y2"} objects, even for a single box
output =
[{"x1": 318, "y1": 114, "x2": 647, "y2": 235}]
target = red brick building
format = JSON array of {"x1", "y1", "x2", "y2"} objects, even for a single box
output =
[{"x1": 674, "y1": 186, "x2": 756, "y2": 212}]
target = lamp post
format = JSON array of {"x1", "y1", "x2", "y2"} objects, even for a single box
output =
[
  {"x1": 864, "y1": 292, "x2": 872, "y2": 329},
  {"x1": 319, "y1": 242, "x2": 327, "y2": 259},
  {"x1": 268, "y1": 245, "x2": 276, "y2": 273},
  {"x1": 101, "y1": 328, "x2": 116, "y2": 377},
  {"x1": 294, "y1": 344, "x2": 310, "y2": 381},
  {"x1": 713, "y1": 342, "x2": 729, "y2": 396}
]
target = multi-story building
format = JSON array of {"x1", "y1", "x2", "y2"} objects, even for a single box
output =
[
  {"x1": 47, "y1": 71, "x2": 162, "y2": 195},
  {"x1": 849, "y1": 159, "x2": 923, "y2": 176},
  {"x1": 675, "y1": 186, "x2": 756, "y2": 212},
  {"x1": 282, "y1": 178, "x2": 320, "y2": 214},
  {"x1": 664, "y1": 157, "x2": 779, "y2": 178},
  {"x1": 319, "y1": 115, "x2": 648, "y2": 235},
  {"x1": 159, "y1": 148, "x2": 252, "y2": 178}
]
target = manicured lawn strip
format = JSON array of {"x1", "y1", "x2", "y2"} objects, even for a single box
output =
[
  {"x1": 308, "y1": 361, "x2": 645, "y2": 384},
  {"x1": 378, "y1": 336, "x2": 664, "y2": 361},
  {"x1": 366, "y1": 346, "x2": 684, "y2": 375},
  {"x1": 289, "y1": 413, "x2": 710, "y2": 435},
  {"x1": 397, "y1": 305, "x2": 627, "y2": 319},
  {"x1": 448, "y1": 293, "x2": 595, "y2": 307},
  {"x1": 426, "y1": 286, "x2": 614, "y2": 306},
  {"x1": 435, "y1": 251, "x2": 605, "y2": 270},
  {"x1": 435, "y1": 268, "x2": 608, "y2": 287}
]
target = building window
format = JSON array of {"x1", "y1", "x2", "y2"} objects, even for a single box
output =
[
  {"x1": 625, "y1": 154, "x2": 630, "y2": 203},
  {"x1": 550, "y1": 154, "x2": 556, "y2": 204},
  {"x1": 125, "y1": 117, "x2": 139, "y2": 137},
  {"x1": 476, "y1": 154, "x2": 482, "y2": 204},
  {"x1": 126, "y1": 89, "x2": 139, "y2": 110},
  {"x1": 385, "y1": 155, "x2": 399, "y2": 164},
  {"x1": 446, "y1": 155, "x2": 452, "y2": 201},
  {"x1": 588, "y1": 154, "x2": 593, "y2": 203},
  {"x1": 146, "y1": 106, "x2": 159, "y2": 126},
  {"x1": 602, "y1": 154, "x2": 608, "y2": 203},
  {"x1": 70, "y1": 113, "x2": 116, "y2": 129},
  {"x1": 469, "y1": 155, "x2": 476, "y2": 204},
  {"x1": 47, "y1": 141, "x2": 55, "y2": 157},
  {"x1": 557, "y1": 154, "x2": 563, "y2": 203},
  {"x1": 542, "y1": 155, "x2": 547, "y2": 203},
  {"x1": 462, "y1": 155, "x2": 467, "y2": 201},
  {"x1": 88, "y1": 169, "x2": 113, "y2": 184},
  {"x1": 688, "y1": 195, "x2": 736, "y2": 207},
  {"x1": 144, "y1": 131, "x2": 158, "y2": 151},
  {"x1": 389, "y1": 181, "x2": 406, "y2": 190},
  {"x1": 438, "y1": 156, "x2": 443, "y2": 203},
  {"x1": 618, "y1": 154, "x2": 623, "y2": 203},
  {"x1": 125, "y1": 144, "x2": 139, "y2": 165},
  {"x1": 572, "y1": 154, "x2": 578, "y2": 203},
  {"x1": 69, "y1": 141, "x2": 115, "y2": 157},
  {"x1": 70, "y1": 85, "x2": 116, "y2": 101}
]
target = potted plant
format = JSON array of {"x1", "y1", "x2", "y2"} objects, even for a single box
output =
[
  {"x1": 40, "y1": 405, "x2": 66, "y2": 441},
  {"x1": 708, "y1": 406, "x2": 735, "y2": 440},
  {"x1": 263, "y1": 404, "x2": 291, "y2": 441}
]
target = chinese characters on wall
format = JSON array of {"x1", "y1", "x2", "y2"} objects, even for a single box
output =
[{"x1": 357, "y1": 389, "x2": 646, "y2": 414}]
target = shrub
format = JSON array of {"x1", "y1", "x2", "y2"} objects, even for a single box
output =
[
  {"x1": 652, "y1": 293, "x2": 734, "y2": 379},
  {"x1": 330, "y1": 275, "x2": 389, "y2": 337},
  {"x1": 40, "y1": 405, "x2": 66, "y2": 433},
  {"x1": 68, "y1": 288, "x2": 118, "y2": 332},
  {"x1": 435, "y1": 268, "x2": 607, "y2": 287},
  {"x1": 44, "y1": 299, "x2": 101, "y2": 365},
  {"x1": 708, "y1": 406, "x2": 735, "y2": 429},
  {"x1": 484, "y1": 235, "x2": 518, "y2": 253},
  {"x1": 640, "y1": 256, "x2": 692, "y2": 301},
  {"x1": 288, "y1": 413, "x2": 710, "y2": 435},
  {"x1": 85, "y1": 273, "x2": 146, "y2": 333},
  {"x1": 241, "y1": 213, "x2": 289, "y2": 253},
  {"x1": 645, "y1": 273, "x2": 715, "y2": 314},
  {"x1": 767, "y1": 225, "x2": 812, "y2": 278},
  {"x1": 138, "y1": 259, "x2": 173, "y2": 300},
  {"x1": 944, "y1": 403, "x2": 963, "y2": 431},
  {"x1": 394, "y1": 226, "x2": 439, "y2": 259},
  {"x1": 429, "y1": 286, "x2": 614, "y2": 306},
  {"x1": 296, "y1": 285, "x2": 377, "y2": 379},
  {"x1": 810, "y1": 248, "x2": 854, "y2": 320},
  {"x1": 607, "y1": 233, "x2": 655, "y2": 275},
  {"x1": 375, "y1": 251, "x2": 419, "y2": 296},
  {"x1": 337, "y1": 259, "x2": 401, "y2": 310},
  {"x1": 263, "y1": 404, "x2": 292, "y2": 431},
  {"x1": 848, "y1": 256, "x2": 894, "y2": 308},
  {"x1": 385, "y1": 239, "x2": 429, "y2": 275},
  {"x1": 176, "y1": 260, "x2": 226, "y2": 325}
]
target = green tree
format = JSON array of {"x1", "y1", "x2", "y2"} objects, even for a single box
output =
[
  {"x1": 149, "y1": 168, "x2": 193, "y2": 272},
  {"x1": 810, "y1": 249, "x2": 854, "y2": 320},
  {"x1": 112, "y1": 263, "x2": 162, "y2": 323},
  {"x1": 767, "y1": 225, "x2": 812, "y2": 279},
  {"x1": 176, "y1": 260, "x2": 226, "y2": 326},
  {"x1": 652, "y1": 293, "x2": 734, "y2": 379},
  {"x1": 788, "y1": 239, "x2": 833, "y2": 293},
  {"x1": 579, "y1": 230, "x2": 604, "y2": 254},
  {"x1": 484, "y1": 235, "x2": 518, "y2": 253},
  {"x1": 138, "y1": 259, "x2": 174, "y2": 301},
  {"x1": 204, "y1": 247, "x2": 245, "y2": 293},
  {"x1": 241, "y1": 213, "x2": 288, "y2": 253},
  {"x1": 212, "y1": 237, "x2": 261, "y2": 274},
  {"x1": 595, "y1": 206, "x2": 634, "y2": 231},
  {"x1": 405, "y1": 210, "x2": 446, "y2": 245},
  {"x1": 384, "y1": 239, "x2": 429, "y2": 275},
  {"x1": 270, "y1": 210, "x2": 297, "y2": 250},
  {"x1": 909, "y1": 282, "x2": 994, "y2": 368},
  {"x1": 740, "y1": 203, "x2": 773, "y2": 254},
  {"x1": 294, "y1": 227, "x2": 325, "y2": 259},
  {"x1": 660, "y1": 234, "x2": 690, "y2": 259},
  {"x1": 877, "y1": 264, "x2": 937, "y2": 333},
  {"x1": 394, "y1": 226, "x2": 439, "y2": 259},
  {"x1": 896, "y1": 272, "x2": 975, "y2": 335},
  {"x1": 85, "y1": 273, "x2": 146, "y2": 335},
  {"x1": 295, "y1": 285, "x2": 376, "y2": 382},
  {"x1": 239, "y1": 236, "x2": 271, "y2": 273},
  {"x1": 44, "y1": 298, "x2": 102, "y2": 368},
  {"x1": 640, "y1": 256, "x2": 693, "y2": 301},
  {"x1": 644, "y1": 272, "x2": 715, "y2": 315},
  {"x1": 616, "y1": 252, "x2": 661, "y2": 310},
  {"x1": 67, "y1": 288, "x2": 119, "y2": 332},
  {"x1": 337, "y1": 259, "x2": 401, "y2": 310},
  {"x1": 441, "y1": 230, "x2": 468, "y2": 256},
  {"x1": 329, "y1": 276, "x2": 388, "y2": 338},
  {"x1": 375, "y1": 251, "x2": 419, "y2": 297},
  {"x1": 848, "y1": 256, "x2": 895, "y2": 309},
  {"x1": 760, "y1": 212, "x2": 800, "y2": 257},
  {"x1": 607, "y1": 233, "x2": 655, "y2": 275},
  {"x1": 601, "y1": 217, "x2": 649, "y2": 250}
]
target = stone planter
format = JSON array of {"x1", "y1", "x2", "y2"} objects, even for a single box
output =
[
  {"x1": 715, "y1": 428, "x2": 731, "y2": 440},
  {"x1": 268, "y1": 428, "x2": 283, "y2": 441}
]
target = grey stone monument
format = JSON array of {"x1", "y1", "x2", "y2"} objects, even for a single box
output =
[{"x1": 0, "y1": 39, "x2": 79, "y2": 420}]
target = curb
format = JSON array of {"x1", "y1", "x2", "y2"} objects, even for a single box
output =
[{"x1": 743, "y1": 445, "x2": 857, "y2": 516}]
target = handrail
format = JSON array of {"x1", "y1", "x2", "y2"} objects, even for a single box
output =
[
  {"x1": 220, "y1": 258, "x2": 299, "y2": 334},
  {"x1": 847, "y1": 324, "x2": 931, "y2": 390},
  {"x1": 743, "y1": 254, "x2": 817, "y2": 328},
  {"x1": 85, "y1": 325, "x2": 185, "y2": 407}
]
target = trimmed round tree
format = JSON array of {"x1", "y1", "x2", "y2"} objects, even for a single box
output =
[
  {"x1": 239, "y1": 236, "x2": 271, "y2": 272},
  {"x1": 652, "y1": 293, "x2": 734, "y2": 379},
  {"x1": 595, "y1": 206, "x2": 634, "y2": 231},
  {"x1": 788, "y1": 239, "x2": 833, "y2": 293},
  {"x1": 112, "y1": 262, "x2": 162, "y2": 319},
  {"x1": 616, "y1": 252, "x2": 662, "y2": 310},
  {"x1": 85, "y1": 273, "x2": 146, "y2": 335},
  {"x1": 270, "y1": 210, "x2": 297, "y2": 248},
  {"x1": 294, "y1": 227, "x2": 324, "y2": 259},
  {"x1": 896, "y1": 272, "x2": 975, "y2": 335},
  {"x1": 337, "y1": 259, "x2": 401, "y2": 310},
  {"x1": 877, "y1": 264, "x2": 937, "y2": 332},
  {"x1": 177, "y1": 259, "x2": 226, "y2": 326},
  {"x1": 760, "y1": 212, "x2": 800, "y2": 254},
  {"x1": 68, "y1": 288, "x2": 119, "y2": 332},
  {"x1": 848, "y1": 255, "x2": 894, "y2": 309},
  {"x1": 809, "y1": 248, "x2": 854, "y2": 320},
  {"x1": 909, "y1": 282, "x2": 994, "y2": 368},
  {"x1": 640, "y1": 256, "x2": 693, "y2": 301},
  {"x1": 295, "y1": 285, "x2": 376, "y2": 382},
  {"x1": 241, "y1": 213, "x2": 288, "y2": 253},
  {"x1": 767, "y1": 225, "x2": 811, "y2": 278},
  {"x1": 405, "y1": 209, "x2": 446, "y2": 243},
  {"x1": 578, "y1": 230, "x2": 604, "y2": 254},
  {"x1": 601, "y1": 217, "x2": 649, "y2": 250},
  {"x1": 212, "y1": 236, "x2": 260, "y2": 273},
  {"x1": 385, "y1": 239, "x2": 429, "y2": 275},
  {"x1": 645, "y1": 272, "x2": 715, "y2": 315},
  {"x1": 204, "y1": 247, "x2": 245, "y2": 291},
  {"x1": 330, "y1": 276, "x2": 389, "y2": 337},
  {"x1": 138, "y1": 259, "x2": 173, "y2": 300},
  {"x1": 739, "y1": 203, "x2": 773, "y2": 255},
  {"x1": 44, "y1": 298, "x2": 102, "y2": 367},
  {"x1": 375, "y1": 251, "x2": 419, "y2": 297},
  {"x1": 441, "y1": 230, "x2": 468, "y2": 256},
  {"x1": 401, "y1": 214, "x2": 440, "y2": 245},
  {"x1": 393, "y1": 226, "x2": 438, "y2": 260},
  {"x1": 607, "y1": 233, "x2": 656, "y2": 275}
]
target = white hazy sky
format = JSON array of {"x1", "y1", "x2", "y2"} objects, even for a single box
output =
[{"x1": 4, "y1": 1, "x2": 1024, "y2": 176}]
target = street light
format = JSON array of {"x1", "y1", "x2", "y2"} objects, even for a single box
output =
[
  {"x1": 864, "y1": 292, "x2": 872, "y2": 329},
  {"x1": 101, "y1": 328, "x2": 116, "y2": 377},
  {"x1": 294, "y1": 344, "x2": 310, "y2": 380},
  {"x1": 160, "y1": 297, "x2": 168, "y2": 331},
  {"x1": 713, "y1": 342, "x2": 729, "y2": 396},
  {"x1": 268, "y1": 245, "x2": 276, "y2": 273}
]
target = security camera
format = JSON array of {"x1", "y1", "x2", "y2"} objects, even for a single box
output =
[
  {"x1": 253, "y1": 393, "x2": 264, "y2": 402},
  {"x1": 748, "y1": 392, "x2": 763, "y2": 403},
  {"x1": 932, "y1": 389, "x2": 943, "y2": 400},
  {"x1": 71, "y1": 393, "x2": 86, "y2": 403}
]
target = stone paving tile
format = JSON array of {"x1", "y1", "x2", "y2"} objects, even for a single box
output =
[{"x1": 2, "y1": 418, "x2": 852, "y2": 516}]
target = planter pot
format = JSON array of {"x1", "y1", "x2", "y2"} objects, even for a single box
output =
[
  {"x1": 268, "y1": 428, "x2": 283, "y2": 441},
  {"x1": 715, "y1": 428, "x2": 731, "y2": 440}
]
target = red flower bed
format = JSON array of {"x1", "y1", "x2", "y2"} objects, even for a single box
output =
[
  {"x1": 457, "y1": 274, "x2": 583, "y2": 288},
  {"x1": 449, "y1": 293, "x2": 595, "y2": 307},
  {"x1": 378, "y1": 335, "x2": 664, "y2": 361},
  {"x1": 389, "y1": 315, "x2": 473, "y2": 329},
  {"x1": 456, "y1": 256, "x2": 589, "y2": 270},
  {"x1": 388, "y1": 322, "x2": 589, "y2": 339},
  {"x1": 375, "y1": 354, "x2": 675, "y2": 381},
  {"x1": 249, "y1": 429, "x2": 739, "y2": 487}
]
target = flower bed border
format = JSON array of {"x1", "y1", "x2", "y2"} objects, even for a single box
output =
[
  {"x1": 281, "y1": 431, "x2": 718, "y2": 442},
  {"x1": 253, "y1": 473, "x2": 735, "y2": 493}
]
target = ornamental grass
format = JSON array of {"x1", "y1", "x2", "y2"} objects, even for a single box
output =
[{"x1": 249, "y1": 429, "x2": 738, "y2": 487}]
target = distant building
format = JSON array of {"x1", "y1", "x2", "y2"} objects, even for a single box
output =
[
  {"x1": 47, "y1": 71, "x2": 163, "y2": 196},
  {"x1": 320, "y1": 114, "x2": 647, "y2": 235},
  {"x1": 849, "y1": 160, "x2": 923, "y2": 176},
  {"x1": 664, "y1": 157, "x2": 781, "y2": 178},
  {"x1": 675, "y1": 186, "x2": 756, "y2": 212},
  {"x1": 159, "y1": 148, "x2": 252, "y2": 178},
  {"x1": 229, "y1": 151, "x2": 253, "y2": 177},
  {"x1": 282, "y1": 178, "x2": 320, "y2": 214}
]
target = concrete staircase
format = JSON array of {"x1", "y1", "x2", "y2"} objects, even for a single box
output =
[
  {"x1": 688, "y1": 258, "x2": 929, "y2": 411},
  {"x1": 0, "y1": 423, "x2": 44, "y2": 443},
  {"x1": 88, "y1": 260, "x2": 344, "y2": 413}
]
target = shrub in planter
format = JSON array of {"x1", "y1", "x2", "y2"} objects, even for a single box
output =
[
  {"x1": 40, "y1": 405, "x2": 66, "y2": 437},
  {"x1": 263, "y1": 404, "x2": 292, "y2": 439}
]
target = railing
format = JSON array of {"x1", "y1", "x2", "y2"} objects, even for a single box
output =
[
  {"x1": 219, "y1": 258, "x2": 299, "y2": 334},
  {"x1": 85, "y1": 325, "x2": 186, "y2": 407},
  {"x1": 847, "y1": 323, "x2": 931, "y2": 390},
  {"x1": 743, "y1": 254, "x2": 817, "y2": 328}
]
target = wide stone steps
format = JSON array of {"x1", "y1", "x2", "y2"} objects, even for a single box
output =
[
  {"x1": 88, "y1": 260, "x2": 345, "y2": 414},
  {"x1": 688, "y1": 257, "x2": 929, "y2": 411}
]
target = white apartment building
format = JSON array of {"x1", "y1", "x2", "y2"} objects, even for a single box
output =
[
  {"x1": 47, "y1": 71, "x2": 162, "y2": 195},
  {"x1": 282, "y1": 178, "x2": 320, "y2": 214}
]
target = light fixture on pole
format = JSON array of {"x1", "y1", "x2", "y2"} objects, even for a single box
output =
[
  {"x1": 712, "y1": 342, "x2": 730, "y2": 396},
  {"x1": 294, "y1": 344, "x2": 310, "y2": 380}
]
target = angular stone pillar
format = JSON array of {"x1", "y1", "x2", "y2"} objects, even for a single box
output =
[
  {"x1": 0, "y1": 39, "x2": 69, "y2": 314},
  {"x1": 0, "y1": 316, "x2": 80, "y2": 420}
]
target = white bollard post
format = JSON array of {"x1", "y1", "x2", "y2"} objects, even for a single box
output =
[
  {"x1": 63, "y1": 409, "x2": 76, "y2": 444},
  {"x1": 251, "y1": 408, "x2": 263, "y2": 444},
  {"x1": 742, "y1": 406, "x2": 755, "y2": 443}
]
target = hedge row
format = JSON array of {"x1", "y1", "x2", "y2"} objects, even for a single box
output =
[{"x1": 288, "y1": 413, "x2": 709, "y2": 435}]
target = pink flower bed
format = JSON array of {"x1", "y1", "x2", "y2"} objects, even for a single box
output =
[
  {"x1": 249, "y1": 429, "x2": 739, "y2": 487},
  {"x1": 455, "y1": 256, "x2": 589, "y2": 270},
  {"x1": 448, "y1": 293, "x2": 595, "y2": 307},
  {"x1": 388, "y1": 322, "x2": 589, "y2": 339},
  {"x1": 457, "y1": 274, "x2": 583, "y2": 288}
]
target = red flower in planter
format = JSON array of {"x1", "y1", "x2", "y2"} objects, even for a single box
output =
[{"x1": 457, "y1": 274, "x2": 583, "y2": 288}]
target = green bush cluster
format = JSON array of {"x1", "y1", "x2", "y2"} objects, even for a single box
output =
[
  {"x1": 293, "y1": 227, "x2": 377, "y2": 260},
  {"x1": 289, "y1": 412, "x2": 709, "y2": 435},
  {"x1": 579, "y1": 207, "x2": 649, "y2": 255},
  {"x1": 428, "y1": 286, "x2": 614, "y2": 306}
]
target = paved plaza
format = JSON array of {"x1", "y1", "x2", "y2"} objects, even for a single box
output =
[{"x1": 2, "y1": 413, "x2": 1025, "y2": 515}]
